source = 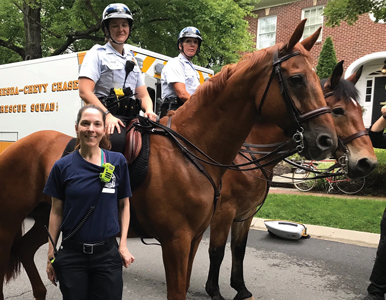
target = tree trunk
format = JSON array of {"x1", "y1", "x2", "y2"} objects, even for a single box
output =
[{"x1": 23, "y1": 0, "x2": 42, "y2": 60}]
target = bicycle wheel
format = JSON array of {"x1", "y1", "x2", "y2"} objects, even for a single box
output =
[
  {"x1": 335, "y1": 176, "x2": 365, "y2": 195},
  {"x1": 292, "y1": 167, "x2": 317, "y2": 192}
]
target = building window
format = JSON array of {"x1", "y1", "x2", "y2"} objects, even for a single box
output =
[
  {"x1": 302, "y1": 6, "x2": 324, "y2": 41},
  {"x1": 257, "y1": 16, "x2": 277, "y2": 49},
  {"x1": 366, "y1": 79, "x2": 373, "y2": 102}
]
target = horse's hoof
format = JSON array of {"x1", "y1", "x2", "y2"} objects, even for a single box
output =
[{"x1": 234, "y1": 296, "x2": 255, "y2": 300}]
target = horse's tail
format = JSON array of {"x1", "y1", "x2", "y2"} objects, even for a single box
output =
[{"x1": 5, "y1": 223, "x2": 24, "y2": 282}]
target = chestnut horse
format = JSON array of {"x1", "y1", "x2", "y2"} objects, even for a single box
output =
[
  {"x1": 205, "y1": 62, "x2": 377, "y2": 300},
  {"x1": 0, "y1": 20, "x2": 337, "y2": 300}
]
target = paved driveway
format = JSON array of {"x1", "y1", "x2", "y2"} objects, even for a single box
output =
[{"x1": 4, "y1": 218, "x2": 376, "y2": 300}]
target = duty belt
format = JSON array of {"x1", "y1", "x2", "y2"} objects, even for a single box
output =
[{"x1": 62, "y1": 236, "x2": 116, "y2": 254}]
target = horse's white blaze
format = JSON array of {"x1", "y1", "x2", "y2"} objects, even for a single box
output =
[{"x1": 350, "y1": 97, "x2": 358, "y2": 107}]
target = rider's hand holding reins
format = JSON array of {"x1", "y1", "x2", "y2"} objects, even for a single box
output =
[{"x1": 144, "y1": 110, "x2": 157, "y2": 121}]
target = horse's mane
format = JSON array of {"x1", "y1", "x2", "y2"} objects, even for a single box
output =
[
  {"x1": 190, "y1": 42, "x2": 310, "y2": 106},
  {"x1": 192, "y1": 45, "x2": 281, "y2": 103},
  {"x1": 320, "y1": 78, "x2": 359, "y2": 103},
  {"x1": 194, "y1": 43, "x2": 310, "y2": 99}
]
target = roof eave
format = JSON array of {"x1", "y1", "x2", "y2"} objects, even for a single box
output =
[{"x1": 252, "y1": 0, "x2": 302, "y2": 12}]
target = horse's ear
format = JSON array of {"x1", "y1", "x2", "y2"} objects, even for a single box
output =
[
  {"x1": 285, "y1": 19, "x2": 307, "y2": 52},
  {"x1": 301, "y1": 26, "x2": 322, "y2": 51},
  {"x1": 347, "y1": 66, "x2": 363, "y2": 85},
  {"x1": 327, "y1": 60, "x2": 344, "y2": 90}
]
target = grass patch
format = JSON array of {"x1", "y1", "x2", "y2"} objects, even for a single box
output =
[{"x1": 257, "y1": 193, "x2": 385, "y2": 234}]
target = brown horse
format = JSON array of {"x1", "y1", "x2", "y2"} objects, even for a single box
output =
[
  {"x1": 205, "y1": 62, "x2": 377, "y2": 300},
  {"x1": 0, "y1": 20, "x2": 337, "y2": 300}
]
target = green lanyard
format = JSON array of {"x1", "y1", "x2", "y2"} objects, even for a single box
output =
[{"x1": 101, "y1": 149, "x2": 105, "y2": 166}]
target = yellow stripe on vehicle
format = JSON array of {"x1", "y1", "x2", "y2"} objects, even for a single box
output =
[
  {"x1": 77, "y1": 51, "x2": 87, "y2": 66},
  {"x1": 198, "y1": 71, "x2": 205, "y2": 84},
  {"x1": 0, "y1": 141, "x2": 13, "y2": 154},
  {"x1": 142, "y1": 57, "x2": 156, "y2": 73}
]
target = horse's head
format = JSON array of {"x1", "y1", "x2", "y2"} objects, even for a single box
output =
[
  {"x1": 249, "y1": 19, "x2": 338, "y2": 160},
  {"x1": 322, "y1": 62, "x2": 377, "y2": 178}
]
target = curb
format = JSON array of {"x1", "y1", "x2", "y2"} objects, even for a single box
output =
[{"x1": 250, "y1": 217, "x2": 380, "y2": 248}]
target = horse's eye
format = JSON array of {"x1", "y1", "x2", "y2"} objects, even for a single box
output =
[
  {"x1": 288, "y1": 75, "x2": 304, "y2": 86},
  {"x1": 332, "y1": 107, "x2": 345, "y2": 116}
]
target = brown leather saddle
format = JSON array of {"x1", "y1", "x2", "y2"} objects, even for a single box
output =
[{"x1": 125, "y1": 118, "x2": 142, "y2": 165}]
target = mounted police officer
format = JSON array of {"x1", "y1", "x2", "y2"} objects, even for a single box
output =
[
  {"x1": 160, "y1": 26, "x2": 202, "y2": 118},
  {"x1": 79, "y1": 3, "x2": 157, "y2": 153}
]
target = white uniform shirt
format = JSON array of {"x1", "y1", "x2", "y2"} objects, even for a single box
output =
[
  {"x1": 161, "y1": 53, "x2": 200, "y2": 101},
  {"x1": 79, "y1": 42, "x2": 144, "y2": 98}
]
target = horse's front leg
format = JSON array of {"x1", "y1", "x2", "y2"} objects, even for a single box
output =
[
  {"x1": 162, "y1": 234, "x2": 192, "y2": 300},
  {"x1": 230, "y1": 218, "x2": 256, "y2": 300},
  {"x1": 186, "y1": 235, "x2": 203, "y2": 293},
  {"x1": 205, "y1": 209, "x2": 234, "y2": 300},
  {"x1": 17, "y1": 217, "x2": 49, "y2": 300}
]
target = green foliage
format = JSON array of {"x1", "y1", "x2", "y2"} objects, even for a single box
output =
[
  {"x1": 0, "y1": 0, "x2": 25, "y2": 63},
  {"x1": 258, "y1": 193, "x2": 385, "y2": 233},
  {"x1": 316, "y1": 36, "x2": 338, "y2": 79},
  {"x1": 324, "y1": 0, "x2": 386, "y2": 27},
  {"x1": 0, "y1": 0, "x2": 258, "y2": 68},
  {"x1": 361, "y1": 148, "x2": 386, "y2": 196}
]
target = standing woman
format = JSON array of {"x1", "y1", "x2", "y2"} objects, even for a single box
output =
[
  {"x1": 363, "y1": 105, "x2": 386, "y2": 300},
  {"x1": 79, "y1": 3, "x2": 157, "y2": 153},
  {"x1": 45, "y1": 105, "x2": 134, "y2": 300}
]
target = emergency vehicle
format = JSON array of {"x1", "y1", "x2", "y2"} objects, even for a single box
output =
[{"x1": 0, "y1": 44, "x2": 214, "y2": 153}]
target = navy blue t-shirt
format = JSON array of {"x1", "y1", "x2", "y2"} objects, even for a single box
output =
[{"x1": 43, "y1": 150, "x2": 132, "y2": 243}]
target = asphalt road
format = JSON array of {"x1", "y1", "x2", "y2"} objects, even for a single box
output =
[{"x1": 4, "y1": 218, "x2": 377, "y2": 300}]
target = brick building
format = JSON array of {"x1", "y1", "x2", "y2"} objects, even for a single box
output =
[{"x1": 246, "y1": 0, "x2": 386, "y2": 127}]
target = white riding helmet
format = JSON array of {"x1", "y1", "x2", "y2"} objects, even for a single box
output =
[
  {"x1": 178, "y1": 27, "x2": 202, "y2": 42},
  {"x1": 177, "y1": 26, "x2": 202, "y2": 56}
]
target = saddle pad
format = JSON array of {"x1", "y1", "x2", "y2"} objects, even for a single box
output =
[
  {"x1": 128, "y1": 132, "x2": 149, "y2": 191},
  {"x1": 128, "y1": 132, "x2": 151, "y2": 238}
]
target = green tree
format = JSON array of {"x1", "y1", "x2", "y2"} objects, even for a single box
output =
[
  {"x1": 323, "y1": 0, "x2": 386, "y2": 27},
  {"x1": 316, "y1": 36, "x2": 338, "y2": 79},
  {"x1": 0, "y1": 0, "x2": 258, "y2": 68}
]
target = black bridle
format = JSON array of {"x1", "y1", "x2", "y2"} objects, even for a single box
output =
[
  {"x1": 257, "y1": 50, "x2": 332, "y2": 136},
  {"x1": 324, "y1": 90, "x2": 369, "y2": 174}
]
